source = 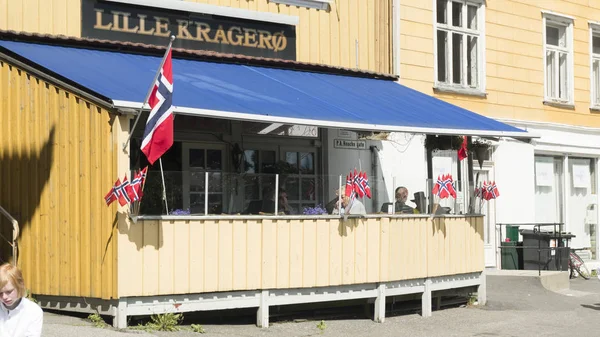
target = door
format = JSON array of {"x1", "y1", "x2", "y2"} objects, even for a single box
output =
[
  {"x1": 475, "y1": 166, "x2": 497, "y2": 268},
  {"x1": 182, "y1": 143, "x2": 226, "y2": 215}
]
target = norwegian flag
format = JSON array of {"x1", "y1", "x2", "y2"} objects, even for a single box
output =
[
  {"x1": 104, "y1": 185, "x2": 118, "y2": 206},
  {"x1": 486, "y1": 181, "x2": 500, "y2": 200},
  {"x1": 361, "y1": 172, "x2": 372, "y2": 199},
  {"x1": 141, "y1": 49, "x2": 174, "y2": 165},
  {"x1": 482, "y1": 181, "x2": 490, "y2": 200},
  {"x1": 474, "y1": 185, "x2": 482, "y2": 199},
  {"x1": 129, "y1": 171, "x2": 143, "y2": 201},
  {"x1": 122, "y1": 175, "x2": 138, "y2": 202},
  {"x1": 112, "y1": 178, "x2": 131, "y2": 206},
  {"x1": 457, "y1": 136, "x2": 468, "y2": 161},
  {"x1": 356, "y1": 171, "x2": 367, "y2": 198},
  {"x1": 432, "y1": 174, "x2": 457, "y2": 199},
  {"x1": 353, "y1": 168, "x2": 364, "y2": 197},
  {"x1": 345, "y1": 174, "x2": 353, "y2": 197}
]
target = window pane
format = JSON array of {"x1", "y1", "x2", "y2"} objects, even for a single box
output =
[
  {"x1": 593, "y1": 35, "x2": 600, "y2": 54},
  {"x1": 300, "y1": 152, "x2": 314, "y2": 174},
  {"x1": 559, "y1": 52, "x2": 568, "y2": 100},
  {"x1": 467, "y1": 36, "x2": 478, "y2": 87},
  {"x1": 206, "y1": 150, "x2": 222, "y2": 170},
  {"x1": 262, "y1": 150, "x2": 276, "y2": 173},
  {"x1": 437, "y1": 30, "x2": 448, "y2": 82},
  {"x1": 244, "y1": 150, "x2": 258, "y2": 173},
  {"x1": 190, "y1": 193, "x2": 204, "y2": 214},
  {"x1": 283, "y1": 177, "x2": 300, "y2": 201},
  {"x1": 190, "y1": 172, "x2": 205, "y2": 192},
  {"x1": 546, "y1": 26, "x2": 559, "y2": 46},
  {"x1": 286, "y1": 152, "x2": 298, "y2": 167},
  {"x1": 436, "y1": 0, "x2": 447, "y2": 24},
  {"x1": 302, "y1": 178, "x2": 316, "y2": 201},
  {"x1": 452, "y1": 33, "x2": 463, "y2": 84},
  {"x1": 189, "y1": 149, "x2": 205, "y2": 169},
  {"x1": 558, "y1": 26, "x2": 567, "y2": 48},
  {"x1": 467, "y1": 5, "x2": 477, "y2": 29},
  {"x1": 208, "y1": 172, "x2": 222, "y2": 192},
  {"x1": 594, "y1": 60, "x2": 600, "y2": 104},
  {"x1": 546, "y1": 50, "x2": 556, "y2": 97},
  {"x1": 243, "y1": 175, "x2": 259, "y2": 201},
  {"x1": 452, "y1": 1, "x2": 462, "y2": 27},
  {"x1": 208, "y1": 194, "x2": 223, "y2": 214}
]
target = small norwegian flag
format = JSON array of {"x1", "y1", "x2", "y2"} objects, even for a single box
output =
[{"x1": 104, "y1": 186, "x2": 118, "y2": 206}]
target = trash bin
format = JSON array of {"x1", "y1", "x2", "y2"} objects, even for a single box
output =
[
  {"x1": 506, "y1": 225, "x2": 520, "y2": 242},
  {"x1": 520, "y1": 229, "x2": 575, "y2": 271},
  {"x1": 501, "y1": 241, "x2": 519, "y2": 270}
]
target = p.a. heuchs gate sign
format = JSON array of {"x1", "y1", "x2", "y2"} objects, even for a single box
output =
[{"x1": 81, "y1": 0, "x2": 297, "y2": 60}]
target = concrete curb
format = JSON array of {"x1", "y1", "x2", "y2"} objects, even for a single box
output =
[{"x1": 486, "y1": 270, "x2": 569, "y2": 292}]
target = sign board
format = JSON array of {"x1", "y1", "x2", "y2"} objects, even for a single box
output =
[
  {"x1": 334, "y1": 139, "x2": 367, "y2": 150},
  {"x1": 337, "y1": 130, "x2": 355, "y2": 139},
  {"x1": 82, "y1": 0, "x2": 297, "y2": 60}
]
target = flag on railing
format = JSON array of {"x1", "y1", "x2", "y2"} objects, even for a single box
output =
[
  {"x1": 141, "y1": 48, "x2": 174, "y2": 165},
  {"x1": 432, "y1": 174, "x2": 457, "y2": 199},
  {"x1": 104, "y1": 185, "x2": 118, "y2": 206}
]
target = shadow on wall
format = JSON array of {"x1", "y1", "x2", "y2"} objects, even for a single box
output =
[{"x1": 0, "y1": 126, "x2": 55, "y2": 263}]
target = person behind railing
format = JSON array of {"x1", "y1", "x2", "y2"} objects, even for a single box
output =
[
  {"x1": 245, "y1": 186, "x2": 296, "y2": 215},
  {"x1": 0, "y1": 263, "x2": 43, "y2": 337},
  {"x1": 331, "y1": 186, "x2": 366, "y2": 216},
  {"x1": 380, "y1": 186, "x2": 415, "y2": 214}
]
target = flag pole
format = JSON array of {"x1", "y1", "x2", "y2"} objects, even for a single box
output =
[
  {"x1": 159, "y1": 158, "x2": 169, "y2": 215},
  {"x1": 122, "y1": 35, "x2": 176, "y2": 152}
]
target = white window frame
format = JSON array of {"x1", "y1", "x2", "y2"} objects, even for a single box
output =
[
  {"x1": 589, "y1": 22, "x2": 600, "y2": 110},
  {"x1": 433, "y1": 0, "x2": 486, "y2": 96},
  {"x1": 269, "y1": 0, "x2": 331, "y2": 10},
  {"x1": 542, "y1": 11, "x2": 574, "y2": 106}
]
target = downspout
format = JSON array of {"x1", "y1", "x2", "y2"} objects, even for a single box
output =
[
  {"x1": 392, "y1": 0, "x2": 401, "y2": 76},
  {"x1": 370, "y1": 145, "x2": 380, "y2": 212}
]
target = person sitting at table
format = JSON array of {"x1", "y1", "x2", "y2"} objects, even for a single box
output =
[
  {"x1": 332, "y1": 186, "x2": 366, "y2": 216},
  {"x1": 380, "y1": 186, "x2": 415, "y2": 214}
]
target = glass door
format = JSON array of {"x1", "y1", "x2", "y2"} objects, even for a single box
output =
[
  {"x1": 475, "y1": 166, "x2": 497, "y2": 267},
  {"x1": 568, "y1": 158, "x2": 596, "y2": 253},
  {"x1": 534, "y1": 155, "x2": 564, "y2": 224}
]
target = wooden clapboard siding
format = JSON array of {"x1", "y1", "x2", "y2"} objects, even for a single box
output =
[
  {"x1": 400, "y1": 0, "x2": 600, "y2": 128},
  {"x1": 1, "y1": 0, "x2": 393, "y2": 74},
  {"x1": 0, "y1": 60, "x2": 119, "y2": 299},
  {"x1": 117, "y1": 216, "x2": 484, "y2": 297}
]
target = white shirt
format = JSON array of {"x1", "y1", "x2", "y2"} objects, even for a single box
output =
[{"x1": 0, "y1": 298, "x2": 43, "y2": 337}]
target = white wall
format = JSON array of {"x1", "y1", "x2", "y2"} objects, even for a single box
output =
[
  {"x1": 325, "y1": 130, "x2": 426, "y2": 213},
  {"x1": 494, "y1": 140, "x2": 536, "y2": 225}
]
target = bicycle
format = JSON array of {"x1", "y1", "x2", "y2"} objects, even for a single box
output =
[{"x1": 568, "y1": 250, "x2": 591, "y2": 280}]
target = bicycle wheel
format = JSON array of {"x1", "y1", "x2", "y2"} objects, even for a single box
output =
[{"x1": 571, "y1": 252, "x2": 591, "y2": 280}]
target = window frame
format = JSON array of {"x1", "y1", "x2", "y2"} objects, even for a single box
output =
[
  {"x1": 542, "y1": 11, "x2": 574, "y2": 106},
  {"x1": 269, "y1": 0, "x2": 331, "y2": 10},
  {"x1": 433, "y1": 0, "x2": 486, "y2": 96},
  {"x1": 589, "y1": 22, "x2": 600, "y2": 110}
]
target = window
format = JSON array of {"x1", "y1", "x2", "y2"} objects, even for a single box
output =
[
  {"x1": 182, "y1": 144, "x2": 226, "y2": 214},
  {"x1": 434, "y1": 0, "x2": 484, "y2": 93},
  {"x1": 269, "y1": 0, "x2": 330, "y2": 10},
  {"x1": 591, "y1": 24, "x2": 600, "y2": 108},
  {"x1": 543, "y1": 12, "x2": 574, "y2": 105}
]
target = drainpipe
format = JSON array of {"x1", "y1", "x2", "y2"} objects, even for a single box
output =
[
  {"x1": 371, "y1": 145, "x2": 380, "y2": 212},
  {"x1": 392, "y1": 0, "x2": 401, "y2": 76}
]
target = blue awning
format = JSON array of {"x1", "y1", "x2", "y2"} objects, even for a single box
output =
[{"x1": 0, "y1": 39, "x2": 530, "y2": 137}]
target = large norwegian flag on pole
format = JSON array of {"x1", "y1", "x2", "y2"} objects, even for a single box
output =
[{"x1": 141, "y1": 46, "x2": 175, "y2": 165}]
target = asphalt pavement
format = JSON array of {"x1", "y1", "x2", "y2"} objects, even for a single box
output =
[{"x1": 41, "y1": 273, "x2": 600, "y2": 337}]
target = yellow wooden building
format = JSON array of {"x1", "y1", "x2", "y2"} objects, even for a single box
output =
[{"x1": 0, "y1": 0, "x2": 538, "y2": 328}]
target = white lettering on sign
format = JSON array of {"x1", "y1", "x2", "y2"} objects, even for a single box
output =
[{"x1": 334, "y1": 139, "x2": 367, "y2": 150}]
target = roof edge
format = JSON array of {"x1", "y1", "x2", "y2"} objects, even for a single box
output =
[{"x1": 0, "y1": 30, "x2": 399, "y2": 81}]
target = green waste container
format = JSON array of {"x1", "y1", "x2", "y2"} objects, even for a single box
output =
[
  {"x1": 501, "y1": 241, "x2": 519, "y2": 270},
  {"x1": 506, "y1": 225, "x2": 520, "y2": 242}
]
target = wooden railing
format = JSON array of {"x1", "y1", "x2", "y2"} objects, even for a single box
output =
[
  {"x1": 117, "y1": 215, "x2": 484, "y2": 297},
  {"x1": 0, "y1": 205, "x2": 19, "y2": 265}
]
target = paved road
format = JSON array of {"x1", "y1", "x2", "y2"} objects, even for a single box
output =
[{"x1": 42, "y1": 274, "x2": 600, "y2": 337}]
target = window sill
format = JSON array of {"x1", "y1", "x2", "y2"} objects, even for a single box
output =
[
  {"x1": 543, "y1": 100, "x2": 575, "y2": 110},
  {"x1": 433, "y1": 85, "x2": 487, "y2": 98},
  {"x1": 590, "y1": 106, "x2": 600, "y2": 112},
  {"x1": 269, "y1": 0, "x2": 331, "y2": 10}
]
